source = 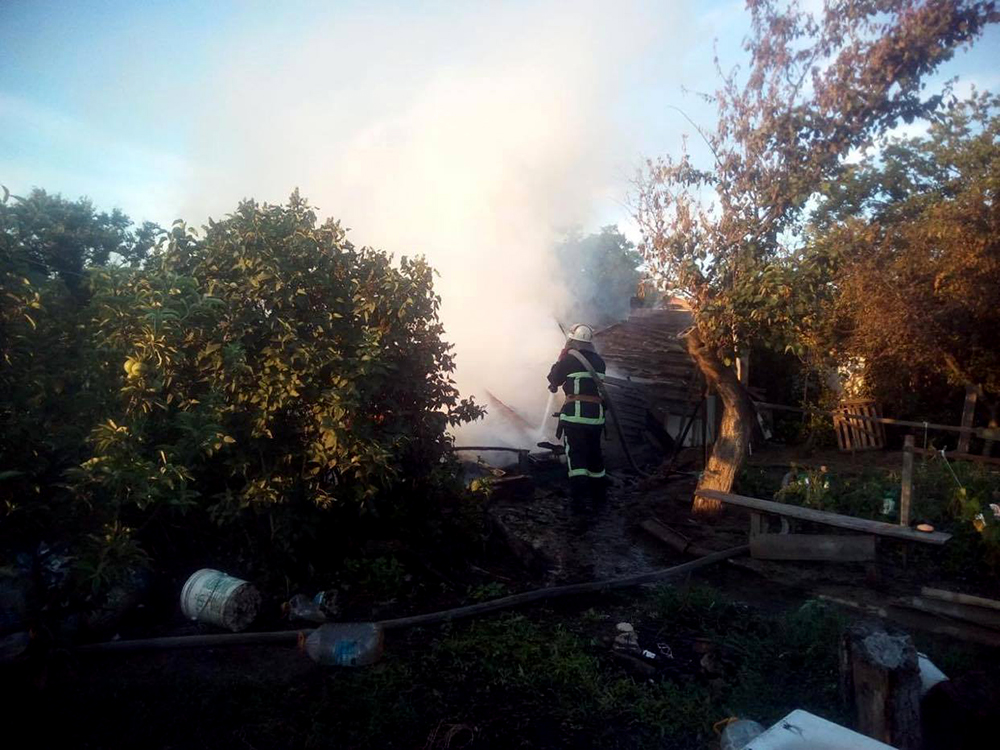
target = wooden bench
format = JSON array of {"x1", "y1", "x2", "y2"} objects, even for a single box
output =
[{"x1": 694, "y1": 489, "x2": 951, "y2": 563}]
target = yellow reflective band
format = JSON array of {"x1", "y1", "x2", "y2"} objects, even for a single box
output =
[{"x1": 559, "y1": 412, "x2": 605, "y2": 425}]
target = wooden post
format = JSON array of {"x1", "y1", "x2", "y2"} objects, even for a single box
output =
[
  {"x1": 900, "y1": 436, "x2": 914, "y2": 528},
  {"x1": 841, "y1": 623, "x2": 922, "y2": 750},
  {"x1": 957, "y1": 385, "x2": 978, "y2": 454},
  {"x1": 986, "y1": 400, "x2": 998, "y2": 457}
]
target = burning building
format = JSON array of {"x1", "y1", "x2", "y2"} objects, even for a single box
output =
[{"x1": 593, "y1": 300, "x2": 715, "y2": 467}]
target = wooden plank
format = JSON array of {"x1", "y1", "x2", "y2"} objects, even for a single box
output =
[
  {"x1": 958, "y1": 384, "x2": 978, "y2": 453},
  {"x1": 640, "y1": 519, "x2": 712, "y2": 557},
  {"x1": 694, "y1": 489, "x2": 952, "y2": 544},
  {"x1": 855, "y1": 404, "x2": 874, "y2": 448},
  {"x1": 751, "y1": 533, "x2": 876, "y2": 562},
  {"x1": 900, "y1": 436, "x2": 914, "y2": 527},
  {"x1": 898, "y1": 597, "x2": 1000, "y2": 631},
  {"x1": 604, "y1": 375, "x2": 689, "y2": 388},
  {"x1": 834, "y1": 415, "x2": 850, "y2": 451},
  {"x1": 921, "y1": 587, "x2": 1000, "y2": 612},
  {"x1": 750, "y1": 512, "x2": 763, "y2": 537},
  {"x1": 838, "y1": 403, "x2": 885, "y2": 450}
]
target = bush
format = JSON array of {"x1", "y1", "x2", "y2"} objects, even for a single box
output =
[
  {"x1": 1, "y1": 190, "x2": 483, "y2": 606},
  {"x1": 913, "y1": 457, "x2": 1000, "y2": 574}
]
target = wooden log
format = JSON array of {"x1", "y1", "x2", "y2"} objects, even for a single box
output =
[
  {"x1": 897, "y1": 597, "x2": 1000, "y2": 631},
  {"x1": 640, "y1": 518, "x2": 714, "y2": 557},
  {"x1": 841, "y1": 623, "x2": 922, "y2": 750},
  {"x1": 750, "y1": 533, "x2": 876, "y2": 562},
  {"x1": 920, "y1": 587, "x2": 1000, "y2": 612},
  {"x1": 900, "y1": 436, "x2": 914, "y2": 527},
  {"x1": 957, "y1": 385, "x2": 978, "y2": 454},
  {"x1": 694, "y1": 489, "x2": 952, "y2": 544}
]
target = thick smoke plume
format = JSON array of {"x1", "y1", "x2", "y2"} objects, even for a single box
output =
[{"x1": 183, "y1": 1, "x2": 685, "y2": 446}]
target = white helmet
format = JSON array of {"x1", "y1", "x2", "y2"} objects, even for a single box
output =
[{"x1": 567, "y1": 323, "x2": 594, "y2": 343}]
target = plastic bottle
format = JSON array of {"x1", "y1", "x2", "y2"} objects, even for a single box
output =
[
  {"x1": 284, "y1": 594, "x2": 328, "y2": 624},
  {"x1": 719, "y1": 719, "x2": 765, "y2": 750},
  {"x1": 313, "y1": 589, "x2": 340, "y2": 618},
  {"x1": 301, "y1": 622, "x2": 384, "y2": 667}
]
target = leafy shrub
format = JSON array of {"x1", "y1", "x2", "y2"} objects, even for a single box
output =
[
  {"x1": 1, "y1": 190, "x2": 483, "y2": 604},
  {"x1": 775, "y1": 464, "x2": 833, "y2": 510},
  {"x1": 913, "y1": 457, "x2": 1000, "y2": 574}
]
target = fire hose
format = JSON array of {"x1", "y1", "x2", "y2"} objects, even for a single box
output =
[{"x1": 567, "y1": 349, "x2": 650, "y2": 477}]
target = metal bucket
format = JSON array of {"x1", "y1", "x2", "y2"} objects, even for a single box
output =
[{"x1": 179, "y1": 569, "x2": 260, "y2": 632}]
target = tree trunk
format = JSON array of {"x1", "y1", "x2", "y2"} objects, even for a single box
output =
[
  {"x1": 840, "y1": 623, "x2": 922, "y2": 750},
  {"x1": 682, "y1": 326, "x2": 759, "y2": 515}
]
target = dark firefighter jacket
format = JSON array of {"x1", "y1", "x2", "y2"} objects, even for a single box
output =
[{"x1": 547, "y1": 348, "x2": 606, "y2": 426}]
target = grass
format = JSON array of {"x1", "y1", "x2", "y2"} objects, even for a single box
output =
[
  {"x1": 43, "y1": 585, "x2": 854, "y2": 750},
  {"x1": 305, "y1": 612, "x2": 718, "y2": 749},
  {"x1": 652, "y1": 585, "x2": 849, "y2": 729}
]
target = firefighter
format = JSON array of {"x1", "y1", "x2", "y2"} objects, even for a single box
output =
[{"x1": 547, "y1": 323, "x2": 607, "y2": 509}]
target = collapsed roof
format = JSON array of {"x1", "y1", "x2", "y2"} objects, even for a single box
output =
[{"x1": 593, "y1": 302, "x2": 705, "y2": 448}]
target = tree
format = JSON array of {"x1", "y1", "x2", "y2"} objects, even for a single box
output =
[
  {"x1": 1, "y1": 188, "x2": 158, "y2": 293},
  {"x1": 635, "y1": 0, "x2": 998, "y2": 512},
  {"x1": 1, "y1": 190, "x2": 156, "y2": 557},
  {"x1": 92, "y1": 193, "x2": 484, "y2": 566},
  {"x1": 554, "y1": 225, "x2": 643, "y2": 328},
  {"x1": 2, "y1": 189, "x2": 483, "y2": 594},
  {"x1": 811, "y1": 92, "x2": 1000, "y2": 424}
]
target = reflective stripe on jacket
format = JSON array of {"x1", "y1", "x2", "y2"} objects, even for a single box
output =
[{"x1": 546, "y1": 349, "x2": 606, "y2": 426}]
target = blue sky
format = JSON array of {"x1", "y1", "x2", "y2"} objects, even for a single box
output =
[{"x1": 2, "y1": 0, "x2": 997, "y2": 231}]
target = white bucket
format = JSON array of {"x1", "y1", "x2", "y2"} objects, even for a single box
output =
[{"x1": 179, "y1": 569, "x2": 260, "y2": 632}]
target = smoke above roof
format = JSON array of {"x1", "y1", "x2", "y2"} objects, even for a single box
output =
[{"x1": 180, "y1": 1, "x2": 690, "y2": 446}]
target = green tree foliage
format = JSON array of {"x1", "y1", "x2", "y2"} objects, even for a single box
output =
[
  {"x1": 1, "y1": 189, "x2": 155, "y2": 562},
  {"x1": 3, "y1": 188, "x2": 158, "y2": 292},
  {"x1": 554, "y1": 225, "x2": 642, "y2": 328},
  {"x1": 638, "y1": 0, "x2": 997, "y2": 356},
  {"x1": 634, "y1": 0, "x2": 998, "y2": 507},
  {"x1": 1, "y1": 189, "x2": 482, "y2": 594},
  {"x1": 809, "y1": 93, "x2": 1000, "y2": 407}
]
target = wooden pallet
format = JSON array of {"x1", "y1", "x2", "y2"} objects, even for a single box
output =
[{"x1": 834, "y1": 399, "x2": 886, "y2": 451}]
